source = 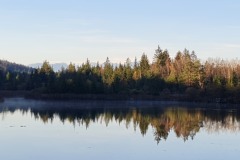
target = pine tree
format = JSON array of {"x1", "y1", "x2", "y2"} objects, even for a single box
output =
[{"x1": 140, "y1": 53, "x2": 150, "y2": 78}]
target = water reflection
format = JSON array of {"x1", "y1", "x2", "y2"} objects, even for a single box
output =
[{"x1": 1, "y1": 98, "x2": 240, "y2": 144}]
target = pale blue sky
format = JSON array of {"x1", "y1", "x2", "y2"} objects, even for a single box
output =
[{"x1": 0, "y1": 0, "x2": 240, "y2": 65}]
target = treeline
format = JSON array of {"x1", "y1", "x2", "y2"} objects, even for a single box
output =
[{"x1": 1, "y1": 46, "x2": 240, "y2": 102}]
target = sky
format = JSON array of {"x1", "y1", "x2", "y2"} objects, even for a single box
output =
[{"x1": 0, "y1": 0, "x2": 240, "y2": 65}]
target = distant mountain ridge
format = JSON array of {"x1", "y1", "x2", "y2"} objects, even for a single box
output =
[
  {"x1": 0, "y1": 59, "x2": 33, "y2": 73},
  {"x1": 29, "y1": 62, "x2": 121, "y2": 72},
  {"x1": 29, "y1": 62, "x2": 134, "y2": 72},
  {"x1": 0, "y1": 59, "x2": 134, "y2": 74},
  {"x1": 29, "y1": 63, "x2": 68, "y2": 72}
]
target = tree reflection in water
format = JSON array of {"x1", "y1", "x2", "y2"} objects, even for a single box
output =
[{"x1": 1, "y1": 100, "x2": 240, "y2": 144}]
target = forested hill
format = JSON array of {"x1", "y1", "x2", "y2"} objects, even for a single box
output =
[{"x1": 0, "y1": 60, "x2": 33, "y2": 73}]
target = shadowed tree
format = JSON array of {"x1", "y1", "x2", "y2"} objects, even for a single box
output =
[
  {"x1": 103, "y1": 57, "x2": 114, "y2": 93},
  {"x1": 140, "y1": 53, "x2": 150, "y2": 78}
]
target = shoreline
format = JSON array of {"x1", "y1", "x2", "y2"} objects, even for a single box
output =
[{"x1": 0, "y1": 90, "x2": 239, "y2": 104}]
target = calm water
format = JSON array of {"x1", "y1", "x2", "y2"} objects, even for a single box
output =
[{"x1": 1, "y1": 98, "x2": 240, "y2": 160}]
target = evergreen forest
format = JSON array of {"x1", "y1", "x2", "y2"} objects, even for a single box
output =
[{"x1": 1, "y1": 46, "x2": 240, "y2": 103}]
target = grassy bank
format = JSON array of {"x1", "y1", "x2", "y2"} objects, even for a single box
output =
[
  {"x1": 0, "y1": 90, "x2": 239, "y2": 104},
  {"x1": 23, "y1": 92, "x2": 235, "y2": 104}
]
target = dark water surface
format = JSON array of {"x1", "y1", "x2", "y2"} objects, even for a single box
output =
[{"x1": 1, "y1": 98, "x2": 240, "y2": 160}]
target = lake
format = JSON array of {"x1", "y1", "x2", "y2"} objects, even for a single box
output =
[{"x1": 0, "y1": 98, "x2": 240, "y2": 160}]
